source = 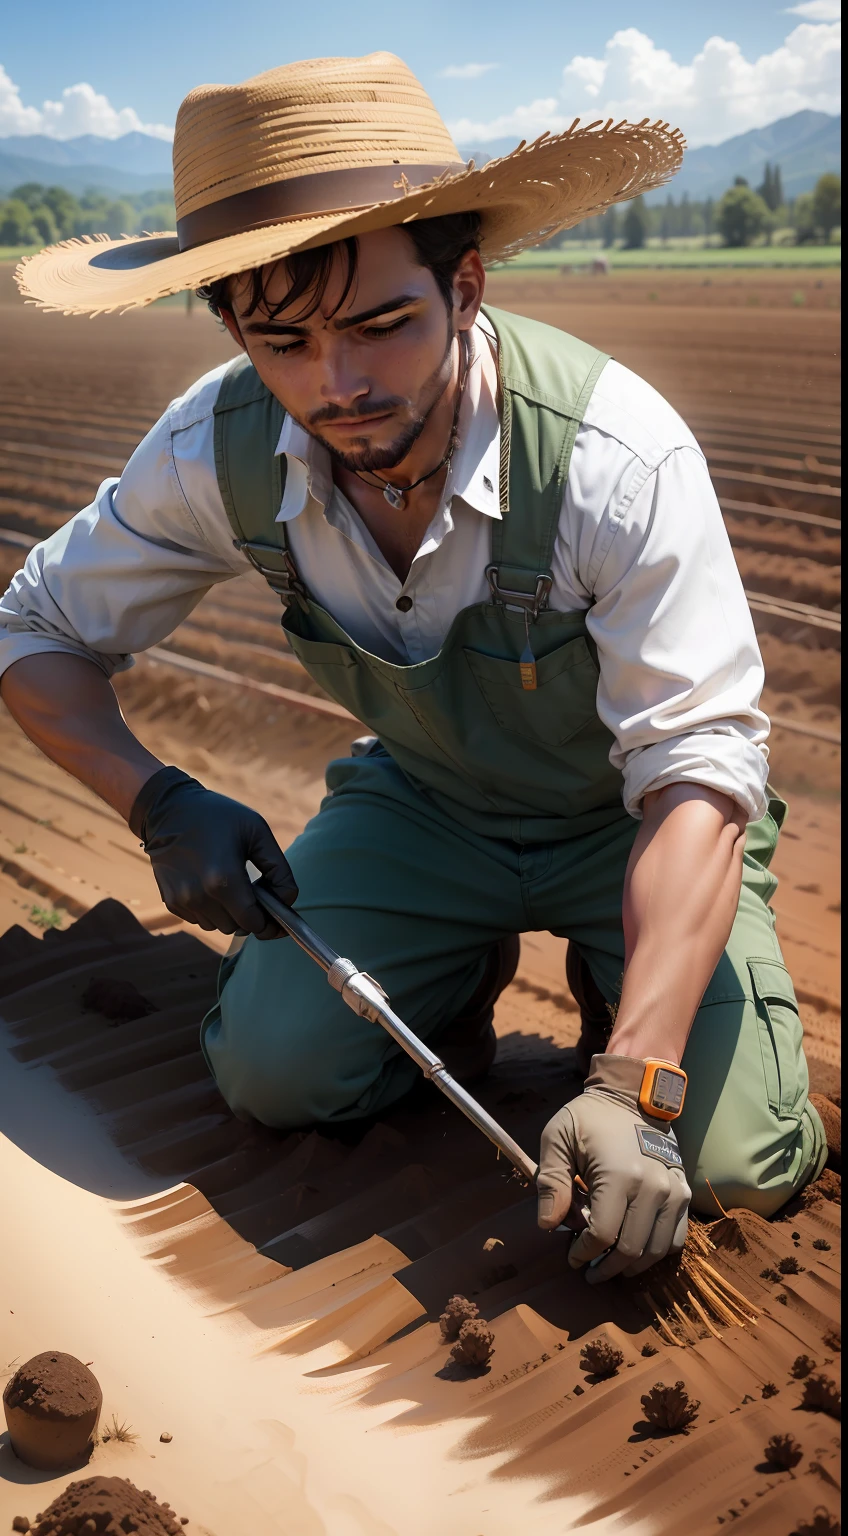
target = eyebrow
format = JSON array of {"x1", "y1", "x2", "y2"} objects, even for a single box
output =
[{"x1": 242, "y1": 293, "x2": 421, "y2": 337}]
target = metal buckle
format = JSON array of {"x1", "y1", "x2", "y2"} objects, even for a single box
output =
[
  {"x1": 485, "y1": 564, "x2": 552, "y2": 618},
  {"x1": 233, "y1": 540, "x2": 307, "y2": 603}
]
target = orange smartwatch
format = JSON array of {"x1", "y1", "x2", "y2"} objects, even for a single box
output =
[{"x1": 638, "y1": 1059, "x2": 688, "y2": 1121}]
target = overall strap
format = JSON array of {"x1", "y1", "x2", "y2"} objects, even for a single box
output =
[
  {"x1": 482, "y1": 305, "x2": 609, "y2": 617},
  {"x1": 212, "y1": 355, "x2": 306, "y2": 604}
]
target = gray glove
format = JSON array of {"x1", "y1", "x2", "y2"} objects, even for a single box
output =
[{"x1": 537, "y1": 1054, "x2": 691, "y2": 1284}]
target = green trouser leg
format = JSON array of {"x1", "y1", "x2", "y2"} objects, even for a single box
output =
[{"x1": 201, "y1": 750, "x2": 826, "y2": 1217}]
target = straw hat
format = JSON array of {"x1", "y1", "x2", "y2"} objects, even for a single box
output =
[{"x1": 16, "y1": 53, "x2": 684, "y2": 315}]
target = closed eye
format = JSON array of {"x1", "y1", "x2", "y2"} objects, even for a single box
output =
[{"x1": 363, "y1": 315, "x2": 411, "y2": 339}]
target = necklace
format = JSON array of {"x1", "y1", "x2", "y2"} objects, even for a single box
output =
[{"x1": 350, "y1": 333, "x2": 470, "y2": 511}]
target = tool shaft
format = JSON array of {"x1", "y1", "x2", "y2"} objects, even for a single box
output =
[{"x1": 253, "y1": 883, "x2": 539, "y2": 1182}]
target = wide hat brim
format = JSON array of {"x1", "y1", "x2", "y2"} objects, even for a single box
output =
[{"x1": 16, "y1": 120, "x2": 683, "y2": 316}]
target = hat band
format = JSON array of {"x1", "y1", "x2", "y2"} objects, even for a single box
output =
[{"x1": 177, "y1": 161, "x2": 463, "y2": 250}]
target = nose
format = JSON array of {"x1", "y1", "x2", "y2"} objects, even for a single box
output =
[{"x1": 316, "y1": 337, "x2": 371, "y2": 411}]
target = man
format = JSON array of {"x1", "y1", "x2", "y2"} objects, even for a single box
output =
[{"x1": 2, "y1": 54, "x2": 825, "y2": 1283}]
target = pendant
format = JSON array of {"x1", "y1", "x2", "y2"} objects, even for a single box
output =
[{"x1": 382, "y1": 483, "x2": 406, "y2": 510}]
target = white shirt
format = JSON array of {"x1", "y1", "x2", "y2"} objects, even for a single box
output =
[{"x1": 0, "y1": 315, "x2": 769, "y2": 821}]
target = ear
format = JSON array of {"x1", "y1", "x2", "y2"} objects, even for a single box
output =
[
  {"x1": 220, "y1": 307, "x2": 246, "y2": 352},
  {"x1": 452, "y1": 248, "x2": 486, "y2": 336}
]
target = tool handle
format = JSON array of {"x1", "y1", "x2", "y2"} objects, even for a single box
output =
[{"x1": 253, "y1": 882, "x2": 340, "y2": 971}]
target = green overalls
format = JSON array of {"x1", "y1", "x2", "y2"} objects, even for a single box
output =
[{"x1": 199, "y1": 306, "x2": 825, "y2": 1216}]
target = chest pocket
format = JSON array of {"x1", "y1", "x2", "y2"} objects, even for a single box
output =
[{"x1": 463, "y1": 634, "x2": 601, "y2": 747}]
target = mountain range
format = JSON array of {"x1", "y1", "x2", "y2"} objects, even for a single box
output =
[{"x1": 0, "y1": 110, "x2": 840, "y2": 203}]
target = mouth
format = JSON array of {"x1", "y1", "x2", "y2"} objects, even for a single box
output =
[{"x1": 321, "y1": 412, "x2": 394, "y2": 433}]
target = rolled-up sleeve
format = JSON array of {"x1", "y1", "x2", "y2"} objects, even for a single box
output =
[
  {"x1": 0, "y1": 403, "x2": 240, "y2": 682},
  {"x1": 585, "y1": 445, "x2": 769, "y2": 823}
]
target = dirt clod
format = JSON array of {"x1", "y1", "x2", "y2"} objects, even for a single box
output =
[
  {"x1": 800, "y1": 1374, "x2": 841, "y2": 1419},
  {"x1": 12, "y1": 1519, "x2": 31, "y2": 1533},
  {"x1": 640, "y1": 1381, "x2": 700, "y2": 1433},
  {"x1": 80, "y1": 977, "x2": 156, "y2": 1024},
  {"x1": 791, "y1": 1355, "x2": 818, "y2": 1380},
  {"x1": 159, "y1": 1432, "x2": 172, "y2": 1443},
  {"x1": 439, "y1": 1294, "x2": 479, "y2": 1342},
  {"x1": 764, "y1": 1432, "x2": 803, "y2": 1470},
  {"x1": 18, "y1": 1476, "x2": 187, "y2": 1535},
  {"x1": 579, "y1": 1339, "x2": 624, "y2": 1379},
  {"x1": 3, "y1": 1353, "x2": 102, "y2": 1471},
  {"x1": 449, "y1": 1319, "x2": 495, "y2": 1369}
]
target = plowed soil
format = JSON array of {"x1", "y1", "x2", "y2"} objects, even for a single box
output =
[{"x1": 0, "y1": 262, "x2": 841, "y2": 1534}]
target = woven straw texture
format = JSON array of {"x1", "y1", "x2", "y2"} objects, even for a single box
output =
[{"x1": 16, "y1": 52, "x2": 685, "y2": 316}]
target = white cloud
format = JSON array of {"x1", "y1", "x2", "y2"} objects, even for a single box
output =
[
  {"x1": 785, "y1": 1, "x2": 840, "y2": 18},
  {"x1": 449, "y1": 20, "x2": 841, "y2": 147},
  {"x1": 439, "y1": 63, "x2": 499, "y2": 80},
  {"x1": 0, "y1": 63, "x2": 173, "y2": 140}
]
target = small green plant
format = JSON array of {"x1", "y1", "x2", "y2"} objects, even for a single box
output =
[
  {"x1": 640, "y1": 1380, "x2": 700, "y2": 1433},
  {"x1": 812, "y1": 1239, "x2": 831, "y2": 1252},
  {"x1": 762, "y1": 1382, "x2": 779, "y2": 1398},
  {"x1": 28, "y1": 904, "x2": 64, "y2": 929},
  {"x1": 800, "y1": 1375, "x2": 841, "y2": 1419},
  {"x1": 764, "y1": 1432, "x2": 803, "y2": 1471},
  {"x1": 792, "y1": 289, "x2": 807, "y2": 306},
  {"x1": 100, "y1": 1412, "x2": 138, "y2": 1444},
  {"x1": 580, "y1": 1338, "x2": 624, "y2": 1379},
  {"x1": 13, "y1": 843, "x2": 28, "y2": 854},
  {"x1": 778, "y1": 1255, "x2": 804, "y2": 1276}
]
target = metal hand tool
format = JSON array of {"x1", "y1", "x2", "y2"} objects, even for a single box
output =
[{"x1": 252, "y1": 881, "x2": 590, "y2": 1230}]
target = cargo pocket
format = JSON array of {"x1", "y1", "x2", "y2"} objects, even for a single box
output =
[{"x1": 748, "y1": 957, "x2": 805, "y2": 1118}]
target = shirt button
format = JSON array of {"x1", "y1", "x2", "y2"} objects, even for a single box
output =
[{"x1": 395, "y1": 595, "x2": 413, "y2": 613}]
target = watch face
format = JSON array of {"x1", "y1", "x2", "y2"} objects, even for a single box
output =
[{"x1": 652, "y1": 1067, "x2": 686, "y2": 1115}]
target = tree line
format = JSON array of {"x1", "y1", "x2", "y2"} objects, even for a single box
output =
[
  {"x1": 553, "y1": 167, "x2": 841, "y2": 250},
  {"x1": 0, "y1": 183, "x2": 176, "y2": 247},
  {"x1": 0, "y1": 168, "x2": 841, "y2": 253}
]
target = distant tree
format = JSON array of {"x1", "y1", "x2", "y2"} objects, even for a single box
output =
[
  {"x1": 42, "y1": 186, "x2": 79, "y2": 239},
  {"x1": 622, "y1": 196, "x2": 647, "y2": 249},
  {"x1": 757, "y1": 163, "x2": 784, "y2": 212},
  {"x1": 134, "y1": 200, "x2": 176, "y2": 233},
  {"x1": 660, "y1": 193, "x2": 674, "y2": 244},
  {"x1": 29, "y1": 205, "x2": 59, "y2": 245},
  {"x1": 10, "y1": 182, "x2": 47, "y2": 210},
  {"x1": 813, "y1": 172, "x2": 841, "y2": 242},
  {"x1": 600, "y1": 207, "x2": 618, "y2": 248},
  {"x1": 679, "y1": 191, "x2": 693, "y2": 238},
  {"x1": 733, "y1": 175, "x2": 749, "y2": 187},
  {"x1": 716, "y1": 185, "x2": 769, "y2": 247},
  {"x1": 792, "y1": 192, "x2": 818, "y2": 244},
  {"x1": 703, "y1": 196, "x2": 715, "y2": 238},
  {"x1": 0, "y1": 198, "x2": 36, "y2": 245}
]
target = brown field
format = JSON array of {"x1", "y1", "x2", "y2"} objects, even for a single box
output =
[{"x1": 0, "y1": 263, "x2": 841, "y2": 1535}]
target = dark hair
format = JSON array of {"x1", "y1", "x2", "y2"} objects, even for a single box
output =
[{"x1": 196, "y1": 209, "x2": 482, "y2": 323}]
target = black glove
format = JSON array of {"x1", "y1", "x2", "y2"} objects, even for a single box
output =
[{"x1": 130, "y1": 766, "x2": 298, "y2": 940}]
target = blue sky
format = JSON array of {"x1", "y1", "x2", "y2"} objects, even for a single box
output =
[{"x1": 0, "y1": 1, "x2": 841, "y2": 148}]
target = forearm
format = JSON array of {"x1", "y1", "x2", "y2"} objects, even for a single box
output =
[
  {"x1": 1, "y1": 654, "x2": 163, "y2": 821},
  {"x1": 608, "y1": 783, "x2": 748, "y2": 1065}
]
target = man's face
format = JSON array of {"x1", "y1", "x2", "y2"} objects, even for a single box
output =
[{"x1": 222, "y1": 227, "x2": 484, "y2": 473}]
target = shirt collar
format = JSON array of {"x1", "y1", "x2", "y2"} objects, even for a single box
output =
[{"x1": 274, "y1": 317, "x2": 502, "y2": 524}]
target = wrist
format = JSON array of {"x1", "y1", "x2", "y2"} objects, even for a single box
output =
[
  {"x1": 128, "y1": 765, "x2": 196, "y2": 839},
  {"x1": 587, "y1": 1053, "x2": 687, "y2": 1121}
]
